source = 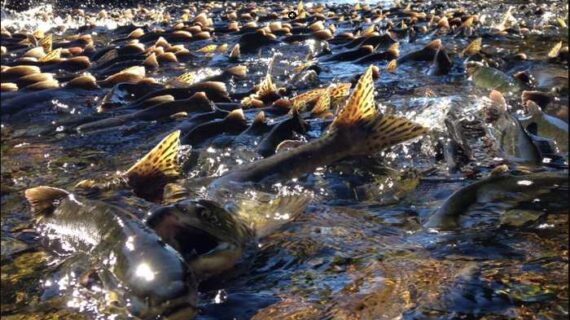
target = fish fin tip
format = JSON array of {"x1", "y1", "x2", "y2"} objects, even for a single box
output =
[
  {"x1": 331, "y1": 65, "x2": 377, "y2": 129},
  {"x1": 253, "y1": 111, "x2": 266, "y2": 124},
  {"x1": 126, "y1": 130, "x2": 181, "y2": 183},
  {"x1": 226, "y1": 108, "x2": 246, "y2": 122},
  {"x1": 24, "y1": 186, "x2": 69, "y2": 215},
  {"x1": 364, "y1": 114, "x2": 428, "y2": 153},
  {"x1": 490, "y1": 90, "x2": 507, "y2": 111}
]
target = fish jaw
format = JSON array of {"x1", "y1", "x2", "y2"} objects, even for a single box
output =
[{"x1": 146, "y1": 199, "x2": 251, "y2": 280}]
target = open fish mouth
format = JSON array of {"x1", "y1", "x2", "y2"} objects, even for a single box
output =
[
  {"x1": 146, "y1": 201, "x2": 229, "y2": 261},
  {"x1": 169, "y1": 223, "x2": 223, "y2": 260}
]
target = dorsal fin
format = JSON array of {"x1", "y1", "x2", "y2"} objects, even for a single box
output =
[
  {"x1": 291, "y1": 88, "x2": 326, "y2": 110},
  {"x1": 38, "y1": 48, "x2": 62, "y2": 62},
  {"x1": 331, "y1": 65, "x2": 377, "y2": 129},
  {"x1": 525, "y1": 100, "x2": 542, "y2": 116},
  {"x1": 141, "y1": 94, "x2": 175, "y2": 108},
  {"x1": 311, "y1": 92, "x2": 331, "y2": 115},
  {"x1": 329, "y1": 82, "x2": 352, "y2": 99},
  {"x1": 67, "y1": 74, "x2": 98, "y2": 90},
  {"x1": 23, "y1": 47, "x2": 45, "y2": 59},
  {"x1": 547, "y1": 41, "x2": 562, "y2": 58},
  {"x1": 490, "y1": 90, "x2": 507, "y2": 113},
  {"x1": 386, "y1": 59, "x2": 397, "y2": 73},
  {"x1": 425, "y1": 39, "x2": 442, "y2": 50},
  {"x1": 32, "y1": 29, "x2": 44, "y2": 39},
  {"x1": 121, "y1": 66, "x2": 145, "y2": 76},
  {"x1": 354, "y1": 1, "x2": 361, "y2": 11},
  {"x1": 24, "y1": 79, "x2": 59, "y2": 90},
  {"x1": 157, "y1": 52, "x2": 178, "y2": 63},
  {"x1": 197, "y1": 44, "x2": 217, "y2": 53},
  {"x1": 154, "y1": 36, "x2": 170, "y2": 48},
  {"x1": 143, "y1": 52, "x2": 159, "y2": 68},
  {"x1": 39, "y1": 34, "x2": 52, "y2": 53},
  {"x1": 461, "y1": 16, "x2": 475, "y2": 29},
  {"x1": 460, "y1": 37, "x2": 482, "y2": 57},
  {"x1": 24, "y1": 186, "x2": 69, "y2": 216},
  {"x1": 167, "y1": 72, "x2": 195, "y2": 88},
  {"x1": 387, "y1": 42, "x2": 399, "y2": 57},
  {"x1": 229, "y1": 44, "x2": 240, "y2": 59},
  {"x1": 438, "y1": 17, "x2": 449, "y2": 30},
  {"x1": 257, "y1": 73, "x2": 277, "y2": 99},
  {"x1": 253, "y1": 111, "x2": 266, "y2": 125},
  {"x1": 217, "y1": 43, "x2": 228, "y2": 52},
  {"x1": 230, "y1": 193, "x2": 311, "y2": 238},
  {"x1": 125, "y1": 130, "x2": 181, "y2": 181},
  {"x1": 225, "y1": 108, "x2": 246, "y2": 123},
  {"x1": 1, "y1": 83, "x2": 18, "y2": 92},
  {"x1": 128, "y1": 28, "x2": 145, "y2": 39},
  {"x1": 362, "y1": 24, "x2": 376, "y2": 37},
  {"x1": 225, "y1": 65, "x2": 247, "y2": 78}
]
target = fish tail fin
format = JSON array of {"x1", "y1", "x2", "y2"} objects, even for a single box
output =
[
  {"x1": 39, "y1": 34, "x2": 52, "y2": 53},
  {"x1": 125, "y1": 130, "x2": 181, "y2": 200},
  {"x1": 167, "y1": 71, "x2": 195, "y2": 88},
  {"x1": 38, "y1": 48, "x2": 62, "y2": 62},
  {"x1": 24, "y1": 186, "x2": 69, "y2": 216},
  {"x1": 311, "y1": 91, "x2": 331, "y2": 115},
  {"x1": 257, "y1": 73, "x2": 277, "y2": 99},
  {"x1": 328, "y1": 65, "x2": 427, "y2": 156},
  {"x1": 229, "y1": 193, "x2": 312, "y2": 238}
]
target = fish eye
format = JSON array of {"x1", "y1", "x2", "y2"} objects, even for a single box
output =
[{"x1": 195, "y1": 204, "x2": 211, "y2": 218}]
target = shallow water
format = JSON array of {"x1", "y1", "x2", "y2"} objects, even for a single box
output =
[{"x1": 1, "y1": 1, "x2": 569, "y2": 319}]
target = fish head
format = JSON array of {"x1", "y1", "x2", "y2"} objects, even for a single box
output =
[
  {"x1": 116, "y1": 229, "x2": 199, "y2": 320},
  {"x1": 465, "y1": 61, "x2": 484, "y2": 76},
  {"x1": 146, "y1": 199, "x2": 249, "y2": 279}
]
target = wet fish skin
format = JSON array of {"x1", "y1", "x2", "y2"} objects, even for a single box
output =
[
  {"x1": 428, "y1": 47, "x2": 452, "y2": 76},
  {"x1": 238, "y1": 31, "x2": 279, "y2": 53},
  {"x1": 180, "y1": 109, "x2": 248, "y2": 146},
  {"x1": 24, "y1": 187, "x2": 198, "y2": 319},
  {"x1": 466, "y1": 62, "x2": 522, "y2": 94},
  {"x1": 131, "y1": 81, "x2": 231, "y2": 104},
  {"x1": 96, "y1": 82, "x2": 164, "y2": 111},
  {"x1": 77, "y1": 92, "x2": 214, "y2": 133},
  {"x1": 343, "y1": 34, "x2": 397, "y2": 50},
  {"x1": 212, "y1": 66, "x2": 427, "y2": 187},
  {"x1": 519, "y1": 101, "x2": 569, "y2": 153},
  {"x1": 146, "y1": 199, "x2": 253, "y2": 280},
  {"x1": 257, "y1": 111, "x2": 308, "y2": 158},
  {"x1": 424, "y1": 171, "x2": 569, "y2": 230},
  {"x1": 322, "y1": 45, "x2": 375, "y2": 62},
  {"x1": 398, "y1": 39, "x2": 441, "y2": 63},
  {"x1": 355, "y1": 49, "x2": 398, "y2": 64},
  {"x1": 485, "y1": 92, "x2": 542, "y2": 165},
  {"x1": 1, "y1": 87, "x2": 96, "y2": 116}
]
